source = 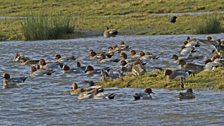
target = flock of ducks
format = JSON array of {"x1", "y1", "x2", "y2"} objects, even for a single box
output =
[{"x1": 2, "y1": 35, "x2": 224, "y2": 101}]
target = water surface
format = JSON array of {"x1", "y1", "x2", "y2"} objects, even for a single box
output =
[{"x1": 0, "y1": 35, "x2": 224, "y2": 126}]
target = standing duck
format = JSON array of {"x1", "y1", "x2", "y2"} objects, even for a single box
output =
[{"x1": 165, "y1": 69, "x2": 191, "y2": 89}]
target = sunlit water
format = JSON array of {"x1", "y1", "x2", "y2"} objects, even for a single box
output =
[{"x1": 0, "y1": 35, "x2": 224, "y2": 126}]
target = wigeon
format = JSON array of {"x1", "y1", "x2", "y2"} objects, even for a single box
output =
[
  {"x1": 70, "y1": 82, "x2": 85, "y2": 95},
  {"x1": 55, "y1": 54, "x2": 77, "y2": 63},
  {"x1": 133, "y1": 88, "x2": 154, "y2": 100},
  {"x1": 85, "y1": 65, "x2": 94, "y2": 75},
  {"x1": 139, "y1": 51, "x2": 159, "y2": 60},
  {"x1": 89, "y1": 50, "x2": 97, "y2": 60},
  {"x1": 2, "y1": 73, "x2": 27, "y2": 89},
  {"x1": 165, "y1": 69, "x2": 191, "y2": 89},
  {"x1": 30, "y1": 66, "x2": 54, "y2": 77},
  {"x1": 178, "y1": 60, "x2": 204, "y2": 74},
  {"x1": 131, "y1": 60, "x2": 146, "y2": 76},
  {"x1": 93, "y1": 88, "x2": 115, "y2": 100},
  {"x1": 178, "y1": 88, "x2": 195, "y2": 100},
  {"x1": 103, "y1": 26, "x2": 118, "y2": 38}
]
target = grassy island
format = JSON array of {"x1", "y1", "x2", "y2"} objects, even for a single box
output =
[{"x1": 98, "y1": 67, "x2": 224, "y2": 90}]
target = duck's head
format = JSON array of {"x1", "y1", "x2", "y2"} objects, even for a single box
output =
[
  {"x1": 31, "y1": 66, "x2": 37, "y2": 73},
  {"x1": 144, "y1": 88, "x2": 154, "y2": 94},
  {"x1": 39, "y1": 59, "x2": 46, "y2": 66},
  {"x1": 85, "y1": 65, "x2": 94, "y2": 75},
  {"x1": 165, "y1": 69, "x2": 172, "y2": 76},
  {"x1": 71, "y1": 82, "x2": 78, "y2": 90},
  {"x1": 120, "y1": 52, "x2": 127, "y2": 60},
  {"x1": 15, "y1": 52, "x2": 21, "y2": 58},
  {"x1": 89, "y1": 50, "x2": 97, "y2": 57},
  {"x1": 55, "y1": 54, "x2": 61, "y2": 60},
  {"x1": 2, "y1": 73, "x2": 10, "y2": 79},
  {"x1": 76, "y1": 61, "x2": 81, "y2": 68},
  {"x1": 63, "y1": 65, "x2": 70, "y2": 72},
  {"x1": 207, "y1": 36, "x2": 212, "y2": 41},
  {"x1": 186, "y1": 88, "x2": 193, "y2": 93},
  {"x1": 178, "y1": 59, "x2": 186, "y2": 65},
  {"x1": 139, "y1": 51, "x2": 145, "y2": 57},
  {"x1": 99, "y1": 53, "x2": 106, "y2": 60},
  {"x1": 172, "y1": 54, "x2": 179, "y2": 60},
  {"x1": 130, "y1": 50, "x2": 136, "y2": 56}
]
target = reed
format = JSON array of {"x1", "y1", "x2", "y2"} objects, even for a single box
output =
[
  {"x1": 194, "y1": 14, "x2": 224, "y2": 34},
  {"x1": 21, "y1": 14, "x2": 74, "y2": 40}
]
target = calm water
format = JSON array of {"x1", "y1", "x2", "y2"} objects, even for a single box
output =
[{"x1": 0, "y1": 35, "x2": 224, "y2": 126}]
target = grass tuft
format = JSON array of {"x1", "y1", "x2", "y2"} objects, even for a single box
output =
[
  {"x1": 194, "y1": 14, "x2": 224, "y2": 34},
  {"x1": 21, "y1": 14, "x2": 74, "y2": 40}
]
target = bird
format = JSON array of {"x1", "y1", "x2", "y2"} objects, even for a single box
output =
[
  {"x1": 2, "y1": 73, "x2": 27, "y2": 89},
  {"x1": 103, "y1": 26, "x2": 118, "y2": 38},
  {"x1": 178, "y1": 88, "x2": 195, "y2": 100},
  {"x1": 133, "y1": 88, "x2": 154, "y2": 100},
  {"x1": 169, "y1": 16, "x2": 177, "y2": 23},
  {"x1": 165, "y1": 69, "x2": 191, "y2": 89}
]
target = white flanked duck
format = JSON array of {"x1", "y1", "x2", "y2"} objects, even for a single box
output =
[
  {"x1": 2, "y1": 73, "x2": 27, "y2": 89},
  {"x1": 133, "y1": 88, "x2": 154, "y2": 100}
]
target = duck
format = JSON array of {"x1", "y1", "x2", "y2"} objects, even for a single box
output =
[
  {"x1": 55, "y1": 54, "x2": 77, "y2": 63},
  {"x1": 178, "y1": 59, "x2": 204, "y2": 74},
  {"x1": 130, "y1": 50, "x2": 139, "y2": 59},
  {"x1": 70, "y1": 82, "x2": 86, "y2": 95},
  {"x1": 20, "y1": 58, "x2": 39, "y2": 65},
  {"x1": 88, "y1": 50, "x2": 97, "y2": 60},
  {"x1": 30, "y1": 65, "x2": 54, "y2": 77},
  {"x1": 165, "y1": 69, "x2": 191, "y2": 89},
  {"x1": 178, "y1": 88, "x2": 195, "y2": 100},
  {"x1": 13, "y1": 52, "x2": 29, "y2": 63},
  {"x1": 131, "y1": 60, "x2": 146, "y2": 76},
  {"x1": 133, "y1": 88, "x2": 154, "y2": 100},
  {"x1": 2, "y1": 73, "x2": 27, "y2": 89},
  {"x1": 77, "y1": 86, "x2": 103, "y2": 100},
  {"x1": 103, "y1": 26, "x2": 118, "y2": 38},
  {"x1": 84, "y1": 65, "x2": 95, "y2": 75},
  {"x1": 93, "y1": 88, "x2": 116, "y2": 100},
  {"x1": 139, "y1": 51, "x2": 159, "y2": 60}
]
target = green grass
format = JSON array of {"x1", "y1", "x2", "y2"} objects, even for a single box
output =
[
  {"x1": 1, "y1": 0, "x2": 224, "y2": 40},
  {"x1": 194, "y1": 14, "x2": 224, "y2": 34},
  {"x1": 98, "y1": 67, "x2": 224, "y2": 90},
  {"x1": 21, "y1": 14, "x2": 74, "y2": 40}
]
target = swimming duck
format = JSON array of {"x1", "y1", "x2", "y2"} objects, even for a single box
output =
[
  {"x1": 130, "y1": 50, "x2": 139, "y2": 59},
  {"x1": 103, "y1": 26, "x2": 118, "y2": 38},
  {"x1": 13, "y1": 52, "x2": 29, "y2": 63},
  {"x1": 178, "y1": 88, "x2": 195, "y2": 100},
  {"x1": 88, "y1": 50, "x2": 97, "y2": 60},
  {"x1": 165, "y1": 69, "x2": 191, "y2": 89},
  {"x1": 30, "y1": 65, "x2": 54, "y2": 77},
  {"x1": 2, "y1": 73, "x2": 27, "y2": 89},
  {"x1": 20, "y1": 58, "x2": 39, "y2": 65},
  {"x1": 85, "y1": 65, "x2": 94, "y2": 75},
  {"x1": 70, "y1": 82, "x2": 85, "y2": 95},
  {"x1": 55, "y1": 54, "x2": 77, "y2": 63},
  {"x1": 133, "y1": 88, "x2": 154, "y2": 100},
  {"x1": 139, "y1": 51, "x2": 159, "y2": 60},
  {"x1": 93, "y1": 88, "x2": 116, "y2": 100}
]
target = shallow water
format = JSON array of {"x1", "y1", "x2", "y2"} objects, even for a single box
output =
[{"x1": 0, "y1": 35, "x2": 224, "y2": 126}]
